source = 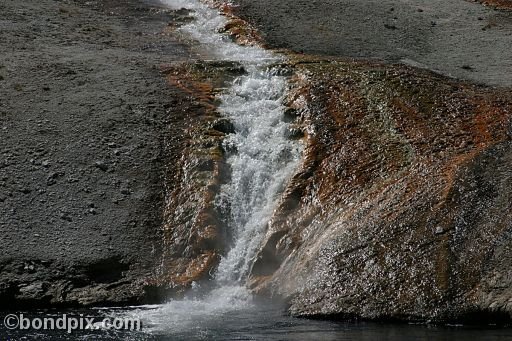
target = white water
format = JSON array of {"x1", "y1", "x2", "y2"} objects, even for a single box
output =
[
  {"x1": 214, "y1": 66, "x2": 301, "y2": 283},
  {"x1": 127, "y1": 0, "x2": 303, "y2": 333},
  {"x1": 163, "y1": 0, "x2": 274, "y2": 62}
]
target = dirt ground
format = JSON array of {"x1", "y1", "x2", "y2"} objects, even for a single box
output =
[
  {"x1": 233, "y1": 0, "x2": 512, "y2": 87},
  {"x1": 0, "y1": 0, "x2": 191, "y2": 306}
]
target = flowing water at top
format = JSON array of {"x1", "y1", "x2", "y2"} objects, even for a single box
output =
[{"x1": 124, "y1": 0, "x2": 303, "y2": 335}]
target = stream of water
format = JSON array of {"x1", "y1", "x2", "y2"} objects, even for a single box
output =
[
  {"x1": 124, "y1": 0, "x2": 304, "y2": 336},
  {"x1": 117, "y1": 1, "x2": 509, "y2": 339},
  {"x1": 2, "y1": 1, "x2": 509, "y2": 339}
]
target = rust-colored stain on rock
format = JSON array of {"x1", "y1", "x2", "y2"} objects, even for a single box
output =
[
  {"x1": 249, "y1": 55, "x2": 512, "y2": 322},
  {"x1": 477, "y1": 0, "x2": 512, "y2": 10}
]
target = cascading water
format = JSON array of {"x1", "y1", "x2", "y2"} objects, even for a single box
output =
[
  {"x1": 214, "y1": 65, "x2": 300, "y2": 284},
  {"x1": 126, "y1": 0, "x2": 303, "y2": 334}
]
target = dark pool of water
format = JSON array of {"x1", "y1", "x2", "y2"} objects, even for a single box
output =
[{"x1": 1, "y1": 306, "x2": 511, "y2": 340}]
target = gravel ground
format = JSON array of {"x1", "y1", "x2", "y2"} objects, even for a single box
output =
[
  {"x1": 233, "y1": 0, "x2": 512, "y2": 87},
  {"x1": 0, "y1": 0, "x2": 190, "y2": 306}
]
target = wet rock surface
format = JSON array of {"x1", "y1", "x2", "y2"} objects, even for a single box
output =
[
  {"x1": 248, "y1": 56, "x2": 512, "y2": 323},
  {"x1": 153, "y1": 61, "x2": 241, "y2": 294},
  {"x1": 0, "y1": 0, "x2": 192, "y2": 307}
]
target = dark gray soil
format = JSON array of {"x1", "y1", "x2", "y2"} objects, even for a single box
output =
[
  {"x1": 233, "y1": 0, "x2": 512, "y2": 87},
  {"x1": 0, "y1": 0, "x2": 190, "y2": 307}
]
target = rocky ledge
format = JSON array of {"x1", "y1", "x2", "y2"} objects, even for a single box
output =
[
  {"x1": 158, "y1": 52, "x2": 512, "y2": 323},
  {"x1": 150, "y1": 1, "x2": 512, "y2": 324},
  {"x1": 247, "y1": 56, "x2": 512, "y2": 324}
]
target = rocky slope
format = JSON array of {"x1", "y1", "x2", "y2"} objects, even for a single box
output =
[
  {"x1": 150, "y1": 1, "x2": 512, "y2": 323},
  {"x1": 0, "y1": 0, "x2": 193, "y2": 307},
  {"x1": 154, "y1": 54, "x2": 512, "y2": 324},
  {"x1": 245, "y1": 56, "x2": 512, "y2": 323},
  {"x1": 244, "y1": 56, "x2": 512, "y2": 320},
  {"x1": 219, "y1": 0, "x2": 512, "y2": 324},
  {"x1": 154, "y1": 60, "x2": 243, "y2": 294},
  {"x1": 232, "y1": 0, "x2": 512, "y2": 87},
  {"x1": 2, "y1": 0, "x2": 511, "y2": 325}
]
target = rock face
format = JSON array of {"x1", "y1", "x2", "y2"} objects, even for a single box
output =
[
  {"x1": 152, "y1": 61, "x2": 243, "y2": 294},
  {"x1": 3, "y1": 0, "x2": 512, "y2": 323},
  {"x1": 248, "y1": 56, "x2": 512, "y2": 322}
]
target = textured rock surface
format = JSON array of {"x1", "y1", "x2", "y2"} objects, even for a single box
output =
[
  {"x1": 153, "y1": 61, "x2": 243, "y2": 294},
  {"x1": 248, "y1": 56, "x2": 512, "y2": 322},
  {"x1": 477, "y1": 0, "x2": 512, "y2": 10},
  {"x1": 3, "y1": 0, "x2": 512, "y2": 324}
]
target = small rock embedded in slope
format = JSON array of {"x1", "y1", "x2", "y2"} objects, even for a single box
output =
[
  {"x1": 285, "y1": 127, "x2": 304, "y2": 140},
  {"x1": 47, "y1": 171, "x2": 64, "y2": 186},
  {"x1": 284, "y1": 108, "x2": 299, "y2": 122},
  {"x1": 212, "y1": 119, "x2": 235, "y2": 134},
  {"x1": 60, "y1": 212, "x2": 72, "y2": 222},
  {"x1": 20, "y1": 187, "x2": 32, "y2": 194},
  {"x1": 94, "y1": 161, "x2": 108, "y2": 171}
]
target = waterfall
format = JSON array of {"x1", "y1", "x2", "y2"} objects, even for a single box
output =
[
  {"x1": 127, "y1": 0, "x2": 302, "y2": 333},
  {"x1": 214, "y1": 64, "x2": 301, "y2": 283}
]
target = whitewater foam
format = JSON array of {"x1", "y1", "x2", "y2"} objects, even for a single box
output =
[{"x1": 126, "y1": 0, "x2": 302, "y2": 333}]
